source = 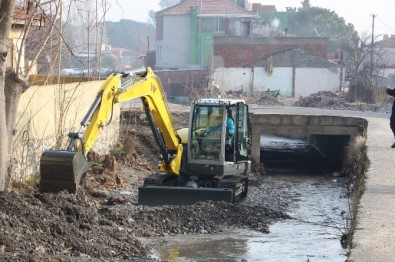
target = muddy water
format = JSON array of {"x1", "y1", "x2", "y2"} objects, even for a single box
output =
[
  {"x1": 151, "y1": 174, "x2": 349, "y2": 262},
  {"x1": 151, "y1": 136, "x2": 349, "y2": 261}
]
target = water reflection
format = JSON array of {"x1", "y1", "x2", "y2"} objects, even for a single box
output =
[{"x1": 153, "y1": 232, "x2": 249, "y2": 261}]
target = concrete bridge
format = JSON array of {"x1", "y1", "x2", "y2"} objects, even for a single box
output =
[
  {"x1": 249, "y1": 106, "x2": 368, "y2": 165},
  {"x1": 248, "y1": 106, "x2": 395, "y2": 261}
]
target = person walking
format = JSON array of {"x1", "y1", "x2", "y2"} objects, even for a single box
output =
[{"x1": 385, "y1": 85, "x2": 395, "y2": 148}]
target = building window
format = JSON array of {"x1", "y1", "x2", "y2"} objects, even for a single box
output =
[
  {"x1": 241, "y1": 21, "x2": 250, "y2": 36},
  {"x1": 200, "y1": 17, "x2": 226, "y2": 33},
  {"x1": 156, "y1": 17, "x2": 163, "y2": 40}
]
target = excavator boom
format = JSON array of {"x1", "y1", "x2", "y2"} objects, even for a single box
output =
[{"x1": 40, "y1": 67, "x2": 182, "y2": 193}]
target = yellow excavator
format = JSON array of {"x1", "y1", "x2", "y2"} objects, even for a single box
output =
[{"x1": 39, "y1": 67, "x2": 251, "y2": 205}]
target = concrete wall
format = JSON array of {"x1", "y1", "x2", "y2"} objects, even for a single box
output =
[
  {"x1": 12, "y1": 81, "x2": 120, "y2": 182},
  {"x1": 253, "y1": 67, "x2": 293, "y2": 96},
  {"x1": 212, "y1": 67, "x2": 253, "y2": 95},
  {"x1": 295, "y1": 67, "x2": 342, "y2": 96},
  {"x1": 213, "y1": 66, "x2": 342, "y2": 97},
  {"x1": 249, "y1": 110, "x2": 368, "y2": 164},
  {"x1": 156, "y1": 16, "x2": 190, "y2": 68}
]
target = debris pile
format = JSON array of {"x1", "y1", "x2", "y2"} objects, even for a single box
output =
[
  {"x1": 0, "y1": 106, "x2": 290, "y2": 261},
  {"x1": 251, "y1": 90, "x2": 283, "y2": 106},
  {"x1": 295, "y1": 91, "x2": 346, "y2": 108},
  {"x1": 293, "y1": 91, "x2": 387, "y2": 111}
]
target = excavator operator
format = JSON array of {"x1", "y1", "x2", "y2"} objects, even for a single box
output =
[
  {"x1": 202, "y1": 109, "x2": 235, "y2": 138},
  {"x1": 226, "y1": 109, "x2": 235, "y2": 139}
]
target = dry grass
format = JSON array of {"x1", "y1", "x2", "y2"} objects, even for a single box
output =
[
  {"x1": 343, "y1": 135, "x2": 370, "y2": 249},
  {"x1": 344, "y1": 135, "x2": 370, "y2": 178}
]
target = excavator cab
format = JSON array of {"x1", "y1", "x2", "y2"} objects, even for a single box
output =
[
  {"x1": 138, "y1": 99, "x2": 251, "y2": 205},
  {"x1": 188, "y1": 100, "x2": 249, "y2": 163},
  {"x1": 185, "y1": 99, "x2": 251, "y2": 178}
]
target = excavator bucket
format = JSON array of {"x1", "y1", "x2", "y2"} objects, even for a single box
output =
[
  {"x1": 39, "y1": 150, "x2": 89, "y2": 193},
  {"x1": 138, "y1": 186, "x2": 234, "y2": 206}
]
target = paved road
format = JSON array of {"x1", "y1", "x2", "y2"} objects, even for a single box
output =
[
  {"x1": 250, "y1": 106, "x2": 395, "y2": 261},
  {"x1": 348, "y1": 114, "x2": 395, "y2": 262}
]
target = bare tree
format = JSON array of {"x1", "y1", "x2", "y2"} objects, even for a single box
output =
[
  {"x1": 0, "y1": 0, "x2": 111, "y2": 191},
  {"x1": 0, "y1": 0, "x2": 17, "y2": 190},
  {"x1": 347, "y1": 33, "x2": 387, "y2": 103}
]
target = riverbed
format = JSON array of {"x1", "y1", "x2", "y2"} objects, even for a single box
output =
[{"x1": 151, "y1": 173, "x2": 349, "y2": 261}]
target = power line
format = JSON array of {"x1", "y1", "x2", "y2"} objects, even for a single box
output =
[{"x1": 375, "y1": 16, "x2": 395, "y2": 34}]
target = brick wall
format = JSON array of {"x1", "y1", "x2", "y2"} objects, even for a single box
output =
[
  {"x1": 213, "y1": 36, "x2": 329, "y2": 67},
  {"x1": 156, "y1": 70, "x2": 208, "y2": 97}
]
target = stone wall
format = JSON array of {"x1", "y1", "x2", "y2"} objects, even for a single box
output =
[{"x1": 11, "y1": 80, "x2": 120, "y2": 182}]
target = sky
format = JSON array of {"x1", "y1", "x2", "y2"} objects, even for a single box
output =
[
  {"x1": 105, "y1": 0, "x2": 395, "y2": 37},
  {"x1": 105, "y1": 0, "x2": 160, "y2": 23}
]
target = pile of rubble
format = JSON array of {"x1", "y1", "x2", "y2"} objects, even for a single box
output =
[
  {"x1": 292, "y1": 91, "x2": 390, "y2": 112},
  {"x1": 295, "y1": 91, "x2": 343, "y2": 108}
]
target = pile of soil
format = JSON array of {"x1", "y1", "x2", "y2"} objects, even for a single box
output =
[{"x1": 0, "y1": 105, "x2": 290, "y2": 261}]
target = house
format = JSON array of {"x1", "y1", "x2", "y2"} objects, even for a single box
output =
[
  {"x1": 153, "y1": 1, "x2": 345, "y2": 99},
  {"x1": 8, "y1": 4, "x2": 43, "y2": 75},
  {"x1": 375, "y1": 34, "x2": 395, "y2": 78},
  {"x1": 251, "y1": 48, "x2": 344, "y2": 96},
  {"x1": 248, "y1": 3, "x2": 293, "y2": 36},
  {"x1": 212, "y1": 36, "x2": 344, "y2": 96},
  {"x1": 155, "y1": 0, "x2": 267, "y2": 70}
]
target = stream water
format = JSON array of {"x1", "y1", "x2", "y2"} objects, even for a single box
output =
[
  {"x1": 151, "y1": 136, "x2": 349, "y2": 261},
  {"x1": 151, "y1": 174, "x2": 349, "y2": 262}
]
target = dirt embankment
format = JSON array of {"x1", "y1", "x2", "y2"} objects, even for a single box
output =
[{"x1": 0, "y1": 106, "x2": 290, "y2": 261}]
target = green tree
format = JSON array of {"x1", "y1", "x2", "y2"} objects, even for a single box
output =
[
  {"x1": 148, "y1": 0, "x2": 180, "y2": 24},
  {"x1": 287, "y1": 7, "x2": 387, "y2": 103},
  {"x1": 105, "y1": 19, "x2": 155, "y2": 52},
  {"x1": 287, "y1": 6, "x2": 365, "y2": 99},
  {"x1": 287, "y1": 6, "x2": 359, "y2": 53},
  {"x1": 159, "y1": 0, "x2": 180, "y2": 9}
]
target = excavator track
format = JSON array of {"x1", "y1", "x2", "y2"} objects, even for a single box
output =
[
  {"x1": 138, "y1": 186, "x2": 235, "y2": 205},
  {"x1": 137, "y1": 173, "x2": 247, "y2": 206}
]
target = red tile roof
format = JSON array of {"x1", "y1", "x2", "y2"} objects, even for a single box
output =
[
  {"x1": 12, "y1": 5, "x2": 43, "y2": 26},
  {"x1": 158, "y1": 0, "x2": 258, "y2": 18},
  {"x1": 251, "y1": 3, "x2": 277, "y2": 12},
  {"x1": 377, "y1": 35, "x2": 395, "y2": 48}
]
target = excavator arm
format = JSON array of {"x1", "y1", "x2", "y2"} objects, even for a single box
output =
[
  {"x1": 40, "y1": 67, "x2": 182, "y2": 193},
  {"x1": 115, "y1": 68, "x2": 182, "y2": 175}
]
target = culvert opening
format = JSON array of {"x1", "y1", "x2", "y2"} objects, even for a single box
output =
[{"x1": 260, "y1": 134, "x2": 351, "y2": 173}]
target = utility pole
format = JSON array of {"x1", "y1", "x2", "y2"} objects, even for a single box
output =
[{"x1": 370, "y1": 14, "x2": 376, "y2": 80}]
